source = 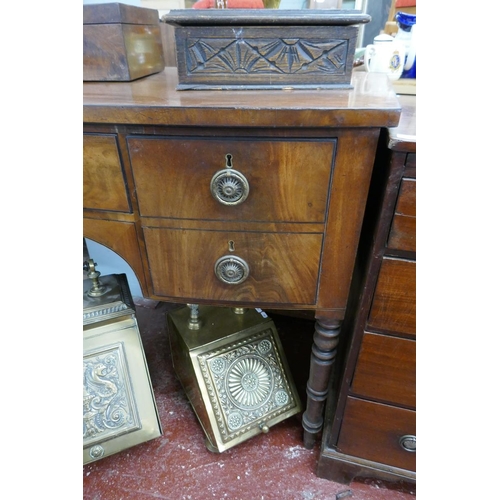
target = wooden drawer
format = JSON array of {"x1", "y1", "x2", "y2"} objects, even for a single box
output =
[
  {"x1": 367, "y1": 258, "x2": 416, "y2": 338},
  {"x1": 405, "y1": 153, "x2": 416, "y2": 177},
  {"x1": 127, "y1": 137, "x2": 335, "y2": 222},
  {"x1": 351, "y1": 332, "x2": 415, "y2": 408},
  {"x1": 143, "y1": 227, "x2": 322, "y2": 305},
  {"x1": 388, "y1": 178, "x2": 416, "y2": 253},
  {"x1": 337, "y1": 397, "x2": 416, "y2": 472},
  {"x1": 83, "y1": 134, "x2": 130, "y2": 212}
]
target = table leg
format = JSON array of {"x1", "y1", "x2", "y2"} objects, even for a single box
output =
[{"x1": 302, "y1": 318, "x2": 341, "y2": 449}]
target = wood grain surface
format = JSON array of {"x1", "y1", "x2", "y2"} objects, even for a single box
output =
[
  {"x1": 83, "y1": 134, "x2": 131, "y2": 212},
  {"x1": 83, "y1": 67, "x2": 401, "y2": 128},
  {"x1": 367, "y1": 257, "x2": 416, "y2": 337},
  {"x1": 143, "y1": 227, "x2": 323, "y2": 305},
  {"x1": 127, "y1": 136, "x2": 335, "y2": 222},
  {"x1": 351, "y1": 332, "x2": 416, "y2": 408},
  {"x1": 337, "y1": 396, "x2": 416, "y2": 472}
]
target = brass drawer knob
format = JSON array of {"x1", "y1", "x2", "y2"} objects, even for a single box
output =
[
  {"x1": 399, "y1": 434, "x2": 416, "y2": 452},
  {"x1": 210, "y1": 155, "x2": 249, "y2": 206},
  {"x1": 211, "y1": 168, "x2": 250, "y2": 206},
  {"x1": 214, "y1": 255, "x2": 250, "y2": 285}
]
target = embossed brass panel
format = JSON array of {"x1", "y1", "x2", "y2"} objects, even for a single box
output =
[
  {"x1": 167, "y1": 305, "x2": 302, "y2": 452},
  {"x1": 83, "y1": 273, "x2": 162, "y2": 464}
]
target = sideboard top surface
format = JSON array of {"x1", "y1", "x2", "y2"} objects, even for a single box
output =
[{"x1": 83, "y1": 67, "x2": 401, "y2": 128}]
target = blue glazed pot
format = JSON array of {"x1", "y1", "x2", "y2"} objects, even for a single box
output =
[{"x1": 395, "y1": 12, "x2": 416, "y2": 79}]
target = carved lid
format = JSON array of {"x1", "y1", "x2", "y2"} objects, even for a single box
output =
[
  {"x1": 162, "y1": 9, "x2": 371, "y2": 27},
  {"x1": 83, "y1": 2, "x2": 160, "y2": 26}
]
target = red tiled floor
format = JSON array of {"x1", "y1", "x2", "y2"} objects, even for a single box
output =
[{"x1": 83, "y1": 300, "x2": 416, "y2": 500}]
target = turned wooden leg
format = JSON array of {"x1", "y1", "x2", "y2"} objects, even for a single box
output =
[{"x1": 302, "y1": 318, "x2": 341, "y2": 449}]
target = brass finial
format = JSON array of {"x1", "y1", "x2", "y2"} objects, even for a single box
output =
[
  {"x1": 83, "y1": 259, "x2": 106, "y2": 297},
  {"x1": 187, "y1": 304, "x2": 202, "y2": 330}
]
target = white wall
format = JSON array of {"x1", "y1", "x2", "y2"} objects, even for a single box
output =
[{"x1": 85, "y1": 239, "x2": 144, "y2": 299}]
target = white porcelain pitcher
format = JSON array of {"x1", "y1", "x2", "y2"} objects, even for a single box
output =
[{"x1": 364, "y1": 34, "x2": 405, "y2": 81}]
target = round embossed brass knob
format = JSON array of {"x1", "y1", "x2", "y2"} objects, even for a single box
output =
[
  {"x1": 89, "y1": 445, "x2": 105, "y2": 459},
  {"x1": 399, "y1": 434, "x2": 416, "y2": 452},
  {"x1": 210, "y1": 169, "x2": 250, "y2": 206},
  {"x1": 214, "y1": 255, "x2": 250, "y2": 285}
]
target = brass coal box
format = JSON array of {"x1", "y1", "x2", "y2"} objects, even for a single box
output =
[
  {"x1": 83, "y1": 262, "x2": 162, "y2": 464},
  {"x1": 167, "y1": 305, "x2": 301, "y2": 452}
]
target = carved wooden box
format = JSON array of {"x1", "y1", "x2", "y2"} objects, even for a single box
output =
[
  {"x1": 161, "y1": 9, "x2": 370, "y2": 90},
  {"x1": 83, "y1": 272, "x2": 162, "y2": 464},
  {"x1": 83, "y1": 2, "x2": 165, "y2": 82}
]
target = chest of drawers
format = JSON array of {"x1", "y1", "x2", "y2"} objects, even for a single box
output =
[
  {"x1": 316, "y1": 96, "x2": 416, "y2": 487},
  {"x1": 83, "y1": 67, "x2": 401, "y2": 448}
]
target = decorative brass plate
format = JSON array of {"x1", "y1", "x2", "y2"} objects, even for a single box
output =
[
  {"x1": 167, "y1": 305, "x2": 301, "y2": 452},
  {"x1": 210, "y1": 168, "x2": 250, "y2": 206},
  {"x1": 83, "y1": 274, "x2": 162, "y2": 464},
  {"x1": 214, "y1": 255, "x2": 250, "y2": 285}
]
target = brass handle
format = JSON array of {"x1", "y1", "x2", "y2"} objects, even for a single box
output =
[
  {"x1": 214, "y1": 255, "x2": 250, "y2": 285},
  {"x1": 210, "y1": 168, "x2": 250, "y2": 206},
  {"x1": 399, "y1": 434, "x2": 416, "y2": 452}
]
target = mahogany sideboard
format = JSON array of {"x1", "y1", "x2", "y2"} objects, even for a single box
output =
[
  {"x1": 83, "y1": 67, "x2": 401, "y2": 448},
  {"x1": 316, "y1": 95, "x2": 416, "y2": 486}
]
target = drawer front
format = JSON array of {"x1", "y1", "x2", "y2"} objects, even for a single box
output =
[
  {"x1": 127, "y1": 137, "x2": 335, "y2": 222},
  {"x1": 351, "y1": 332, "x2": 415, "y2": 408},
  {"x1": 388, "y1": 178, "x2": 416, "y2": 253},
  {"x1": 337, "y1": 397, "x2": 416, "y2": 472},
  {"x1": 143, "y1": 227, "x2": 322, "y2": 305},
  {"x1": 405, "y1": 153, "x2": 416, "y2": 177},
  {"x1": 367, "y1": 258, "x2": 416, "y2": 338},
  {"x1": 83, "y1": 134, "x2": 130, "y2": 212}
]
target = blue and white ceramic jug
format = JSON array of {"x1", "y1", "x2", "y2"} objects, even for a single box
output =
[{"x1": 394, "y1": 12, "x2": 416, "y2": 79}]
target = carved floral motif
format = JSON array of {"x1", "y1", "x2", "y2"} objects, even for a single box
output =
[{"x1": 186, "y1": 37, "x2": 348, "y2": 75}]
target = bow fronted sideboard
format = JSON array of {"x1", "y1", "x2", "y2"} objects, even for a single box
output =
[{"x1": 83, "y1": 67, "x2": 401, "y2": 449}]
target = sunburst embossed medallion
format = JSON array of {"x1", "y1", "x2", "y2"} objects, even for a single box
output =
[
  {"x1": 216, "y1": 176, "x2": 243, "y2": 202},
  {"x1": 210, "y1": 169, "x2": 249, "y2": 206},
  {"x1": 226, "y1": 355, "x2": 273, "y2": 410}
]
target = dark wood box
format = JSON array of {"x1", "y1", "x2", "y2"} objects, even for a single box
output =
[
  {"x1": 161, "y1": 9, "x2": 370, "y2": 90},
  {"x1": 83, "y1": 2, "x2": 165, "y2": 82}
]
